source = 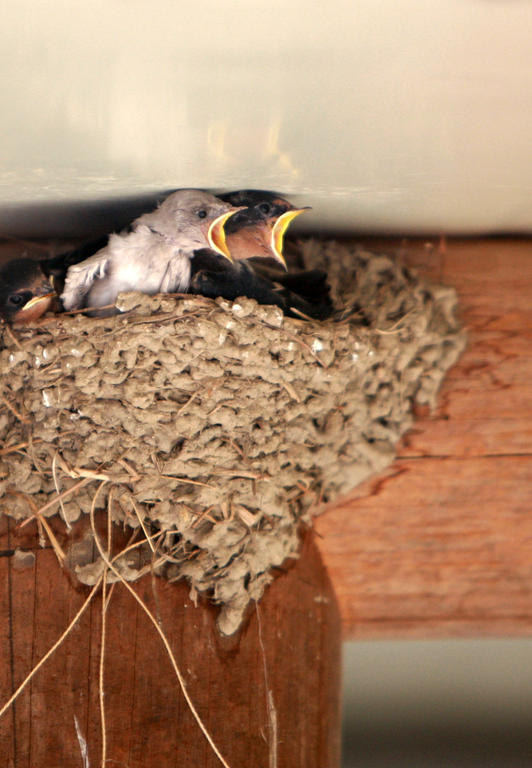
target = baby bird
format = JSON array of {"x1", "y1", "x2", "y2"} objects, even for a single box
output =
[
  {"x1": 0, "y1": 258, "x2": 55, "y2": 323},
  {"x1": 61, "y1": 189, "x2": 240, "y2": 315},
  {"x1": 219, "y1": 189, "x2": 309, "y2": 269}
]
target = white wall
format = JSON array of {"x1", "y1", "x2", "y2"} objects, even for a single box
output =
[{"x1": 2, "y1": 0, "x2": 532, "y2": 235}]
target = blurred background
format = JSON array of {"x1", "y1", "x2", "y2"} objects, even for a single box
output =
[
  {"x1": 2, "y1": 1, "x2": 532, "y2": 765},
  {"x1": 1, "y1": 0, "x2": 532, "y2": 236},
  {"x1": 342, "y1": 639, "x2": 532, "y2": 767}
]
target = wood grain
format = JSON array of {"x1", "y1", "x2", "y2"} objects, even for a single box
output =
[
  {"x1": 0, "y1": 519, "x2": 341, "y2": 768},
  {"x1": 316, "y1": 238, "x2": 532, "y2": 638}
]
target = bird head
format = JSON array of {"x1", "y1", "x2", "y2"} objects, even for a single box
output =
[
  {"x1": 0, "y1": 258, "x2": 55, "y2": 323},
  {"x1": 135, "y1": 189, "x2": 243, "y2": 260},
  {"x1": 219, "y1": 189, "x2": 310, "y2": 269}
]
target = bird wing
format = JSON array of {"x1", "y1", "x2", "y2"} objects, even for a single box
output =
[
  {"x1": 44, "y1": 235, "x2": 110, "y2": 278},
  {"x1": 61, "y1": 249, "x2": 111, "y2": 310},
  {"x1": 158, "y1": 249, "x2": 192, "y2": 294}
]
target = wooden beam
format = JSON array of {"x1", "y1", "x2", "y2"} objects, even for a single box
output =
[{"x1": 316, "y1": 238, "x2": 532, "y2": 639}]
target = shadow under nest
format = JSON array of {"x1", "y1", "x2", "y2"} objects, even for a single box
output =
[{"x1": 0, "y1": 239, "x2": 466, "y2": 634}]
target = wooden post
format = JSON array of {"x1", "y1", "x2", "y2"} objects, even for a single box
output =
[{"x1": 0, "y1": 518, "x2": 341, "y2": 768}]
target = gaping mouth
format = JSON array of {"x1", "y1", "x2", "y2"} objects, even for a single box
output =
[
  {"x1": 271, "y1": 208, "x2": 310, "y2": 269},
  {"x1": 14, "y1": 293, "x2": 55, "y2": 323},
  {"x1": 208, "y1": 209, "x2": 244, "y2": 260}
]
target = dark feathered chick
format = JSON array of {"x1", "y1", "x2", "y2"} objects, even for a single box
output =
[
  {"x1": 219, "y1": 189, "x2": 309, "y2": 269},
  {"x1": 0, "y1": 258, "x2": 55, "y2": 324},
  {"x1": 200, "y1": 191, "x2": 332, "y2": 319}
]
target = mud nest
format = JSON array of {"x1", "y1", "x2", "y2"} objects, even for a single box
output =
[{"x1": 0, "y1": 240, "x2": 466, "y2": 634}]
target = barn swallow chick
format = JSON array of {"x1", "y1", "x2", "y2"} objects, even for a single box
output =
[
  {"x1": 217, "y1": 191, "x2": 332, "y2": 314},
  {"x1": 60, "y1": 190, "x2": 240, "y2": 315},
  {"x1": 219, "y1": 190, "x2": 309, "y2": 269},
  {"x1": 0, "y1": 258, "x2": 55, "y2": 324}
]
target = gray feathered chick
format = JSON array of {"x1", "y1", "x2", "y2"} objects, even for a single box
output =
[{"x1": 61, "y1": 189, "x2": 237, "y2": 315}]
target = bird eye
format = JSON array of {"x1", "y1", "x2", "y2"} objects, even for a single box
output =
[
  {"x1": 258, "y1": 202, "x2": 271, "y2": 215},
  {"x1": 8, "y1": 293, "x2": 24, "y2": 306},
  {"x1": 197, "y1": 209, "x2": 207, "y2": 219}
]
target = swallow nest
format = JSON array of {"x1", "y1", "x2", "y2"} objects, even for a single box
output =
[{"x1": 0, "y1": 240, "x2": 466, "y2": 634}]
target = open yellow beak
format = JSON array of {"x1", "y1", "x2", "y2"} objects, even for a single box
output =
[
  {"x1": 207, "y1": 208, "x2": 244, "y2": 261},
  {"x1": 22, "y1": 293, "x2": 55, "y2": 312},
  {"x1": 271, "y1": 208, "x2": 310, "y2": 270},
  {"x1": 14, "y1": 293, "x2": 55, "y2": 323}
]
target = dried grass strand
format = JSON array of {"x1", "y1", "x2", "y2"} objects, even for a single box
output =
[
  {"x1": 374, "y1": 308, "x2": 416, "y2": 335},
  {"x1": 18, "y1": 477, "x2": 92, "y2": 527},
  {"x1": 36, "y1": 513, "x2": 66, "y2": 565},
  {"x1": 0, "y1": 394, "x2": 28, "y2": 423},
  {"x1": 0, "y1": 439, "x2": 43, "y2": 456},
  {"x1": 126, "y1": 493, "x2": 155, "y2": 553},
  {"x1": 260, "y1": 322, "x2": 325, "y2": 367},
  {"x1": 3, "y1": 323, "x2": 23, "y2": 349},
  {"x1": 112, "y1": 531, "x2": 164, "y2": 562},
  {"x1": 157, "y1": 474, "x2": 214, "y2": 488},
  {"x1": 5, "y1": 490, "x2": 66, "y2": 564}
]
